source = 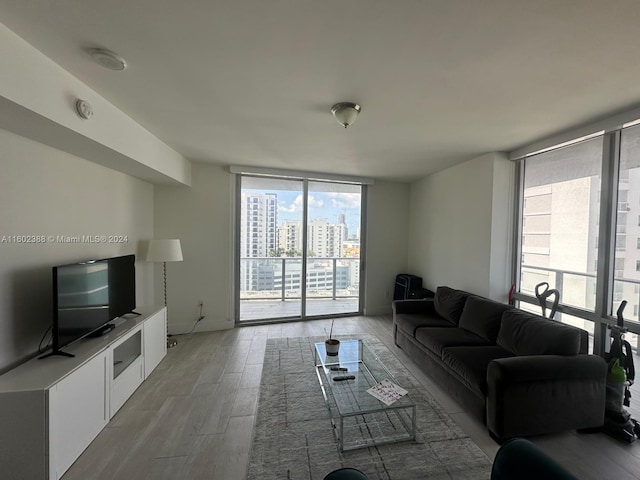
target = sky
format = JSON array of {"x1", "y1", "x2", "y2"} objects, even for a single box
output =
[{"x1": 246, "y1": 189, "x2": 362, "y2": 236}]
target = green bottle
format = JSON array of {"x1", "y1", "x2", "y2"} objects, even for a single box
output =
[{"x1": 609, "y1": 358, "x2": 626, "y2": 383}]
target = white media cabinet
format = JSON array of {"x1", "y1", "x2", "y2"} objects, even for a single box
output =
[{"x1": 0, "y1": 305, "x2": 167, "y2": 480}]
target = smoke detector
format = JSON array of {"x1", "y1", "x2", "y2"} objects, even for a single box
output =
[{"x1": 75, "y1": 99, "x2": 93, "y2": 119}]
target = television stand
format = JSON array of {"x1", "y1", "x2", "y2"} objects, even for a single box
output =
[
  {"x1": 87, "y1": 323, "x2": 116, "y2": 337},
  {"x1": 0, "y1": 306, "x2": 167, "y2": 480}
]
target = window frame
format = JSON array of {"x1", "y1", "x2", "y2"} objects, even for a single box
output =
[
  {"x1": 511, "y1": 126, "x2": 640, "y2": 354},
  {"x1": 232, "y1": 168, "x2": 370, "y2": 324}
]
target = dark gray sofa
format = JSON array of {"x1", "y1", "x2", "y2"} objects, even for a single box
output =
[{"x1": 393, "y1": 286, "x2": 607, "y2": 440}]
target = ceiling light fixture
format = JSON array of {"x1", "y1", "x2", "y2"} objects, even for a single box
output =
[
  {"x1": 331, "y1": 102, "x2": 361, "y2": 128},
  {"x1": 88, "y1": 48, "x2": 127, "y2": 71}
]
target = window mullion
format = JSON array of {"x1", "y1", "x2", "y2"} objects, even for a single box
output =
[
  {"x1": 301, "y1": 179, "x2": 309, "y2": 317},
  {"x1": 593, "y1": 131, "x2": 620, "y2": 353},
  {"x1": 512, "y1": 160, "x2": 525, "y2": 297},
  {"x1": 595, "y1": 131, "x2": 620, "y2": 317}
]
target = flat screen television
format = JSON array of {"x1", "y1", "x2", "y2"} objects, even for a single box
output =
[{"x1": 40, "y1": 254, "x2": 137, "y2": 358}]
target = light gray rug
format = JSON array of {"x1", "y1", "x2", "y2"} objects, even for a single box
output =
[{"x1": 247, "y1": 335, "x2": 492, "y2": 480}]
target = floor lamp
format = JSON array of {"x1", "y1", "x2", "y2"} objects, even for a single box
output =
[{"x1": 146, "y1": 239, "x2": 183, "y2": 348}]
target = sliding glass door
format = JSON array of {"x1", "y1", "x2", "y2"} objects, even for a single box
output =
[
  {"x1": 305, "y1": 181, "x2": 361, "y2": 317},
  {"x1": 236, "y1": 175, "x2": 364, "y2": 322}
]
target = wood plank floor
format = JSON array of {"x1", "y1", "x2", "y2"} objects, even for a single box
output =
[{"x1": 62, "y1": 314, "x2": 640, "y2": 480}]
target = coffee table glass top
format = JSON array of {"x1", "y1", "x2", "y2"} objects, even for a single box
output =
[{"x1": 314, "y1": 339, "x2": 415, "y2": 416}]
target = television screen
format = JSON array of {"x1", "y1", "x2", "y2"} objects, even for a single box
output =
[{"x1": 46, "y1": 254, "x2": 136, "y2": 357}]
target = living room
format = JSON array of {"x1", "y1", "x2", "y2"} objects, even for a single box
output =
[{"x1": 2, "y1": 1, "x2": 640, "y2": 479}]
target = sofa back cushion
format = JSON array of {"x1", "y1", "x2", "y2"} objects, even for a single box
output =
[
  {"x1": 497, "y1": 309, "x2": 583, "y2": 356},
  {"x1": 458, "y1": 296, "x2": 513, "y2": 343},
  {"x1": 434, "y1": 286, "x2": 472, "y2": 325}
]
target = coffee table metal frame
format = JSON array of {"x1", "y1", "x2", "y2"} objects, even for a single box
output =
[{"x1": 313, "y1": 339, "x2": 416, "y2": 451}]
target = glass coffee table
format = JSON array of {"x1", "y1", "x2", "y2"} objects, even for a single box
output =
[{"x1": 314, "y1": 339, "x2": 416, "y2": 451}]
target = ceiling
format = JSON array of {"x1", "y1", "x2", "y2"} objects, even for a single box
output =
[{"x1": 2, "y1": 0, "x2": 640, "y2": 182}]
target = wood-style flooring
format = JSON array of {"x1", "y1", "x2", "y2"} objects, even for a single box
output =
[{"x1": 62, "y1": 315, "x2": 640, "y2": 480}]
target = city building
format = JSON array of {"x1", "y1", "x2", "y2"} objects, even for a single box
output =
[
  {"x1": 277, "y1": 220, "x2": 303, "y2": 254},
  {"x1": 239, "y1": 192, "x2": 277, "y2": 291}
]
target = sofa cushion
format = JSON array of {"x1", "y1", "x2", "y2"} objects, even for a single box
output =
[
  {"x1": 497, "y1": 310, "x2": 582, "y2": 356},
  {"x1": 415, "y1": 327, "x2": 491, "y2": 357},
  {"x1": 395, "y1": 314, "x2": 454, "y2": 337},
  {"x1": 393, "y1": 299, "x2": 436, "y2": 316},
  {"x1": 442, "y1": 345, "x2": 514, "y2": 396},
  {"x1": 434, "y1": 286, "x2": 472, "y2": 325},
  {"x1": 458, "y1": 296, "x2": 513, "y2": 343}
]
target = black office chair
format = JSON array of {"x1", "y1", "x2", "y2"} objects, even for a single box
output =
[
  {"x1": 323, "y1": 467, "x2": 369, "y2": 480},
  {"x1": 491, "y1": 438, "x2": 579, "y2": 480}
]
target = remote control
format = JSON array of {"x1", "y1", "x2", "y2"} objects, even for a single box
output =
[
  {"x1": 330, "y1": 367, "x2": 348, "y2": 371},
  {"x1": 332, "y1": 375, "x2": 356, "y2": 381}
]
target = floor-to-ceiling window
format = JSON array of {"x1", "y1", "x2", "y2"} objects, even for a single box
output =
[
  {"x1": 513, "y1": 117, "x2": 640, "y2": 354},
  {"x1": 612, "y1": 124, "x2": 640, "y2": 322},
  {"x1": 518, "y1": 135, "x2": 602, "y2": 337},
  {"x1": 235, "y1": 171, "x2": 366, "y2": 323}
]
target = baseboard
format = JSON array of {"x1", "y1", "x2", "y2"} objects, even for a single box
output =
[
  {"x1": 364, "y1": 304, "x2": 393, "y2": 316},
  {"x1": 169, "y1": 317, "x2": 234, "y2": 335}
]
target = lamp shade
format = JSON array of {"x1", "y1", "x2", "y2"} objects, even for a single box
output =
[{"x1": 146, "y1": 239, "x2": 183, "y2": 262}]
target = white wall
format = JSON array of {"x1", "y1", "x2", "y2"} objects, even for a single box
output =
[
  {"x1": 364, "y1": 181, "x2": 410, "y2": 314},
  {"x1": 0, "y1": 23, "x2": 191, "y2": 186},
  {"x1": 408, "y1": 152, "x2": 514, "y2": 301},
  {"x1": 489, "y1": 153, "x2": 516, "y2": 301},
  {"x1": 153, "y1": 163, "x2": 234, "y2": 334},
  {"x1": 154, "y1": 164, "x2": 410, "y2": 330},
  {"x1": 0, "y1": 128, "x2": 154, "y2": 372}
]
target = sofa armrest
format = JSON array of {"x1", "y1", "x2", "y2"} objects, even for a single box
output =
[
  {"x1": 486, "y1": 355, "x2": 607, "y2": 439},
  {"x1": 392, "y1": 298, "x2": 436, "y2": 316},
  {"x1": 488, "y1": 354, "x2": 607, "y2": 383}
]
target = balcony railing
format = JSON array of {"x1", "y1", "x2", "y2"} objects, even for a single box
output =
[
  {"x1": 520, "y1": 264, "x2": 597, "y2": 312},
  {"x1": 521, "y1": 264, "x2": 640, "y2": 315},
  {"x1": 519, "y1": 264, "x2": 640, "y2": 352},
  {"x1": 240, "y1": 257, "x2": 360, "y2": 302}
]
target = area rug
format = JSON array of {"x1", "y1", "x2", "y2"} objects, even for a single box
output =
[{"x1": 247, "y1": 335, "x2": 492, "y2": 480}]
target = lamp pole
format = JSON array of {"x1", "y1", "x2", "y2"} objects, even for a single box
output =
[
  {"x1": 146, "y1": 239, "x2": 183, "y2": 349},
  {"x1": 163, "y1": 261, "x2": 177, "y2": 347}
]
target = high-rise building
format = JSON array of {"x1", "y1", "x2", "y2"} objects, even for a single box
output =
[
  {"x1": 240, "y1": 192, "x2": 277, "y2": 258},
  {"x1": 275, "y1": 215, "x2": 349, "y2": 258},
  {"x1": 522, "y1": 178, "x2": 599, "y2": 312},
  {"x1": 241, "y1": 198, "x2": 358, "y2": 295},
  {"x1": 240, "y1": 192, "x2": 277, "y2": 291},
  {"x1": 308, "y1": 219, "x2": 346, "y2": 258},
  {"x1": 277, "y1": 220, "x2": 302, "y2": 254}
]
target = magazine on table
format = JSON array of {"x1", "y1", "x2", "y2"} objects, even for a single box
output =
[{"x1": 366, "y1": 378, "x2": 408, "y2": 406}]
